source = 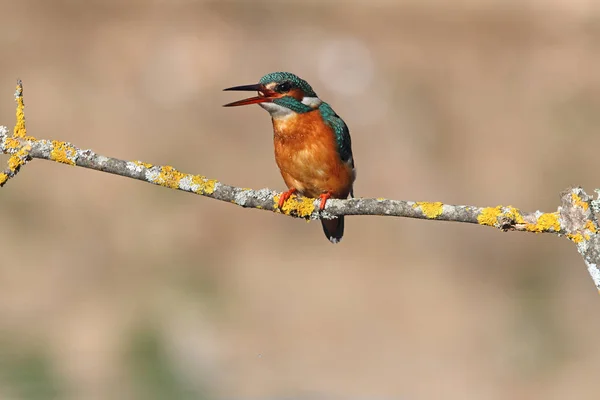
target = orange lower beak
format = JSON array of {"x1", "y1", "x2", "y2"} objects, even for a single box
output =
[{"x1": 223, "y1": 83, "x2": 278, "y2": 107}]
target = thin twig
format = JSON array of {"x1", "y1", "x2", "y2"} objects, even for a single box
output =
[
  {"x1": 1, "y1": 80, "x2": 599, "y2": 293},
  {"x1": 0, "y1": 81, "x2": 31, "y2": 186}
]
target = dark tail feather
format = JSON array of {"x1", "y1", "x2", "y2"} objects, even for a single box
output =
[{"x1": 321, "y1": 216, "x2": 344, "y2": 244}]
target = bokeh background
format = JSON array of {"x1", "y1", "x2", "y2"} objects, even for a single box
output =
[{"x1": 1, "y1": 0, "x2": 600, "y2": 399}]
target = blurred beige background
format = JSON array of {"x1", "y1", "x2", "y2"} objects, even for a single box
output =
[{"x1": 1, "y1": 0, "x2": 600, "y2": 399}]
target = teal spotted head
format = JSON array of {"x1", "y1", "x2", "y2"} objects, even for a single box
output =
[{"x1": 223, "y1": 72, "x2": 321, "y2": 117}]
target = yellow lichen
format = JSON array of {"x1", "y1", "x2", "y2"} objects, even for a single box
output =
[
  {"x1": 49, "y1": 141, "x2": 76, "y2": 165},
  {"x1": 191, "y1": 174, "x2": 216, "y2": 194},
  {"x1": 7, "y1": 155, "x2": 21, "y2": 171},
  {"x1": 274, "y1": 194, "x2": 315, "y2": 218},
  {"x1": 133, "y1": 160, "x2": 153, "y2": 169},
  {"x1": 585, "y1": 220, "x2": 597, "y2": 233},
  {"x1": 0, "y1": 81, "x2": 36, "y2": 187},
  {"x1": 503, "y1": 206, "x2": 525, "y2": 224},
  {"x1": 568, "y1": 233, "x2": 585, "y2": 243},
  {"x1": 155, "y1": 166, "x2": 185, "y2": 189},
  {"x1": 4, "y1": 137, "x2": 21, "y2": 150},
  {"x1": 376, "y1": 198, "x2": 386, "y2": 201},
  {"x1": 565, "y1": 219, "x2": 597, "y2": 243},
  {"x1": 148, "y1": 166, "x2": 216, "y2": 194},
  {"x1": 478, "y1": 206, "x2": 503, "y2": 226},
  {"x1": 13, "y1": 83, "x2": 26, "y2": 138},
  {"x1": 572, "y1": 192, "x2": 589, "y2": 210},
  {"x1": 525, "y1": 212, "x2": 561, "y2": 233},
  {"x1": 415, "y1": 201, "x2": 443, "y2": 219},
  {"x1": 476, "y1": 205, "x2": 559, "y2": 233},
  {"x1": 0, "y1": 147, "x2": 31, "y2": 185}
]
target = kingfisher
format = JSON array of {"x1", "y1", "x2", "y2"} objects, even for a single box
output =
[{"x1": 223, "y1": 72, "x2": 356, "y2": 243}]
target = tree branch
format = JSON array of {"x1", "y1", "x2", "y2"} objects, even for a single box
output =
[
  {"x1": 1, "y1": 81, "x2": 599, "y2": 293},
  {"x1": 0, "y1": 80, "x2": 32, "y2": 186}
]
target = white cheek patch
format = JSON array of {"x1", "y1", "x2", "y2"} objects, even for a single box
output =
[
  {"x1": 301, "y1": 96, "x2": 322, "y2": 108},
  {"x1": 259, "y1": 102, "x2": 294, "y2": 119}
]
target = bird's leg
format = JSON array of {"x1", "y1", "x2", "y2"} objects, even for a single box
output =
[
  {"x1": 278, "y1": 188, "x2": 297, "y2": 208},
  {"x1": 318, "y1": 192, "x2": 332, "y2": 211}
]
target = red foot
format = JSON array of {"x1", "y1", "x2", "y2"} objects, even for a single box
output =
[
  {"x1": 278, "y1": 188, "x2": 297, "y2": 208},
  {"x1": 318, "y1": 192, "x2": 332, "y2": 211}
]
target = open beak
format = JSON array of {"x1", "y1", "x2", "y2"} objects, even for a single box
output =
[{"x1": 223, "y1": 83, "x2": 279, "y2": 107}]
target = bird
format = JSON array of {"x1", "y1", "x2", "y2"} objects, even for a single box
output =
[{"x1": 223, "y1": 71, "x2": 356, "y2": 243}]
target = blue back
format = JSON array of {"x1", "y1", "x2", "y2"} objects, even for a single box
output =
[{"x1": 318, "y1": 102, "x2": 354, "y2": 168}]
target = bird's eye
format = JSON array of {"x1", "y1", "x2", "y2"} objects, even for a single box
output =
[{"x1": 276, "y1": 82, "x2": 292, "y2": 92}]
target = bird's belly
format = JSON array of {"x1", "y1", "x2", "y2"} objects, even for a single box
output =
[{"x1": 275, "y1": 139, "x2": 353, "y2": 199}]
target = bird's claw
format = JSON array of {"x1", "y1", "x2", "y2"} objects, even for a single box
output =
[
  {"x1": 318, "y1": 193, "x2": 332, "y2": 211},
  {"x1": 278, "y1": 188, "x2": 297, "y2": 208}
]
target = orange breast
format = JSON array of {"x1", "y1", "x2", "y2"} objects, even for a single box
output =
[{"x1": 272, "y1": 110, "x2": 354, "y2": 199}]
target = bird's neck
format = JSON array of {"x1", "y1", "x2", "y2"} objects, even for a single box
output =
[
  {"x1": 271, "y1": 107, "x2": 328, "y2": 142},
  {"x1": 259, "y1": 96, "x2": 323, "y2": 120}
]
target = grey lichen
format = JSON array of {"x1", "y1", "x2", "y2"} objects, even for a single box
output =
[{"x1": 591, "y1": 189, "x2": 600, "y2": 214}]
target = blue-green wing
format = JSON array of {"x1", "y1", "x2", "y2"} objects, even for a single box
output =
[
  {"x1": 318, "y1": 102, "x2": 354, "y2": 168},
  {"x1": 319, "y1": 102, "x2": 355, "y2": 197}
]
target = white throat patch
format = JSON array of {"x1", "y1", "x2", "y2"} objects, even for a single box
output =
[
  {"x1": 302, "y1": 96, "x2": 322, "y2": 108},
  {"x1": 258, "y1": 96, "x2": 322, "y2": 120},
  {"x1": 258, "y1": 102, "x2": 294, "y2": 119}
]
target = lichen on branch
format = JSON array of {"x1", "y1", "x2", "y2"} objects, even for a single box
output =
[
  {"x1": 0, "y1": 80, "x2": 31, "y2": 186},
  {"x1": 1, "y1": 80, "x2": 600, "y2": 294}
]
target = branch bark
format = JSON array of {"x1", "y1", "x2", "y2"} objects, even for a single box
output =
[{"x1": 1, "y1": 81, "x2": 599, "y2": 293}]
